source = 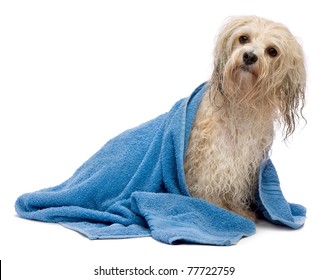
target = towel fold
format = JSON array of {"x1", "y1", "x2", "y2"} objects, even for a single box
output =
[{"x1": 15, "y1": 82, "x2": 306, "y2": 245}]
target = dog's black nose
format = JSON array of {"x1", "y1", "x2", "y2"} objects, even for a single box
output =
[{"x1": 243, "y1": 52, "x2": 258, "y2": 65}]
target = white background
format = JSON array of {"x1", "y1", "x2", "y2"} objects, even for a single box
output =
[{"x1": 0, "y1": 0, "x2": 326, "y2": 279}]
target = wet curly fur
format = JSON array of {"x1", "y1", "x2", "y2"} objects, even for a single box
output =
[{"x1": 184, "y1": 16, "x2": 306, "y2": 221}]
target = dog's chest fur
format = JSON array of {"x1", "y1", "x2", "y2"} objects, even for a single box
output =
[{"x1": 184, "y1": 91, "x2": 274, "y2": 219}]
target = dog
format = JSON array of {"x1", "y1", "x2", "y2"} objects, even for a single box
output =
[{"x1": 184, "y1": 16, "x2": 306, "y2": 221}]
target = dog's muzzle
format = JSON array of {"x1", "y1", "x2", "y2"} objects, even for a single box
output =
[{"x1": 243, "y1": 52, "x2": 258, "y2": 66}]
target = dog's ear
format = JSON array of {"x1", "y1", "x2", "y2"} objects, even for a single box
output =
[
  {"x1": 279, "y1": 49, "x2": 306, "y2": 139},
  {"x1": 212, "y1": 16, "x2": 248, "y2": 70},
  {"x1": 210, "y1": 17, "x2": 247, "y2": 99}
]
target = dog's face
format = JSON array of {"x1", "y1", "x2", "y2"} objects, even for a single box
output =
[{"x1": 211, "y1": 16, "x2": 306, "y2": 137}]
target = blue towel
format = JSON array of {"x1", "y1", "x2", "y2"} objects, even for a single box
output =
[{"x1": 15, "y1": 83, "x2": 306, "y2": 245}]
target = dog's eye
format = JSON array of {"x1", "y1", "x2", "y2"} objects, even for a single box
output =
[
  {"x1": 239, "y1": 35, "x2": 249, "y2": 44},
  {"x1": 267, "y1": 47, "x2": 278, "y2": 57}
]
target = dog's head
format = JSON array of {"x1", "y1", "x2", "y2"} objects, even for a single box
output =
[{"x1": 210, "y1": 16, "x2": 306, "y2": 138}]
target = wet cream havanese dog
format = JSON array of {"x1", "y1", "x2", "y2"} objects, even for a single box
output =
[{"x1": 184, "y1": 16, "x2": 306, "y2": 221}]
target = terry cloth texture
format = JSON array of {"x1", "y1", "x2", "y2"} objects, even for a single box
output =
[{"x1": 15, "y1": 83, "x2": 306, "y2": 245}]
